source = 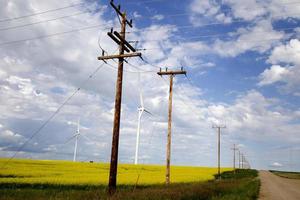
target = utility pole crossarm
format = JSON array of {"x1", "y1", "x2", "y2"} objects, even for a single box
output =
[
  {"x1": 107, "y1": 31, "x2": 130, "y2": 53},
  {"x1": 157, "y1": 70, "x2": 187, "y2": 76},
  {"x1": 212, "y1": 124, "x2": 226, "y2": 129},
  {"x1": 98, "y1": 52, "x2": 142, "y2": 60},
  {"x1": 113, "y1": 31, "x2": 136, "y2": 52}
]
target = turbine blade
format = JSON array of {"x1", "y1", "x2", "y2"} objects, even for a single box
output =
[
  {"x1": 140, "y1": 92, "x2": 144, "y2": 108},
  {"x1": 138, "y1": 72, "x2": 144, "y2": 108},
  {"x1": 144, "y1": 109, "x2": 152, "y2": 115},
  {"x1": 64, "y1": 135, "x2": 77, "y2": 144},
  {"x1": 77, "y1": 118, "x2": 80, "y2": 134},
  {"x1": 81, "y1": 133, "x2": 93, "y2": 143}
]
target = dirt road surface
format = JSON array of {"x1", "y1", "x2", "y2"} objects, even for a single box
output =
[{"x1": 259, "y1": 170, "x2": 300, "y2": 200}]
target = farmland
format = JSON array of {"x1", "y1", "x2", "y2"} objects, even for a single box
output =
[
  {"x1": 0, "y1": 158, "x2": 231, "y2": 186},
  {"x1": 0, "y1": 159, "x2": 261, "y2": 200}
]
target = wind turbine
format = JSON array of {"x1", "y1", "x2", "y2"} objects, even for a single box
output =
[
  {"x1": 134, "y1": 74, "x2": 151, "y2": 165},
  {"x1": 65, "y1": 119, "x2": 81, "y2": 162}
]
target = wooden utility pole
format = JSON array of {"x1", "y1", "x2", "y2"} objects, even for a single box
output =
[
  {"x1": 97, "y1": 0, "x2": 141, "y2": 194},
  {"x1": 212, "y1": 124, "x2": 226, "y2": 180},
  {"x1": 231, "y1": 144, "x2": 238, "y2": 172},
  {"x1": 157, "y1": 68, "x2": 186, "y2": 185}
]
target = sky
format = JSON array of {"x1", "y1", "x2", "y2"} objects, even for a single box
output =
[{"x1": 0, "y1": 0, "x2": 299, "y2": 172}]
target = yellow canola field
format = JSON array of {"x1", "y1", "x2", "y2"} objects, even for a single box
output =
[{"x1": 0, "y1": 159, "x2": 232, "y2": 186}]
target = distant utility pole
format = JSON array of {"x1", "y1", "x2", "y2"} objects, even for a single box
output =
[
  {"x1": 157, "y1": 68, "x2": 187, "y2": 185},
  {"x1": 97, "y1": 0, "x2": 141, "y2": 194},
  {"x1": 238, "y1": 150, "x2": 241, "y2": 169},
  {"x1": 241, "y1": 153, "x2": 244, "y2": 169},
  {"x1": 212, "y1": 124, "x2": 226, "y2": 180},
  {"x1": 231, "y1": 144, "x2": 238, "y2": 172}
]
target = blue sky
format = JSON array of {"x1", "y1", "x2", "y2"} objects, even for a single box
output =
[{"x1": 0, "y1": 0, "x2": 299, "y2": 172}]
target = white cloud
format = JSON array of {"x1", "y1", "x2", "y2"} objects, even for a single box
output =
[
  {"x1": 0, "y1": 129, "x2": 23, "y2": 144},
  {"x1": 212, "y1": 20, "x2": 284, "y2": 57},
  {"x1": 189, "y1": 0, "x2": 231, "y2": 26},
  {"x1": 133, "y1": 11, "x2": 142, "y2": 19},
  {"x1": 259, "y1": 39, "x2": 300, "y2": 94},
  {"x1": 190, "y1": 0, "x2": 220, "y2": 16},
  {"x1": 224, "y1": 0, "x2": 267, "y2": 21},
  {"x1": 191, "y1": 0, "x2": 300, "y2": 24},
  {"x1": 258, "y1": 65, "x2": 289, "y2": 86},
  {"x1": 268, "y1": 39, "x2": 300, "y2": 65},
  {"x1": 139, "y1": 24, "x2": 176, "y2": 62},
  {"x1": 270, "y1": 162, "x2": 283, "y2": 167},
  {"x1": 151, "y1": 14, "x2": 164, "y2": 21},
  {"x1": 159, "y1": 41, "x2": 210, "y2": 67}
]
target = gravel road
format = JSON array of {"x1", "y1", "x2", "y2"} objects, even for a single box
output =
[{"x1": 259, "y1": 170, "x2": 300, "y2": 200}]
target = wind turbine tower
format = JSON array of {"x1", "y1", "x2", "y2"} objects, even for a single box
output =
[
  {"x1": 73, "y1": 118, "x2": 80, "y2": 162},
  {"x1": 134, "y1": 74, "x2": 151, "y2": 165}
]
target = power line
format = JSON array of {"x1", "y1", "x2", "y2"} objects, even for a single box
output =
[
  {"x1": 129, "y1": 11, "x2": 300, "y2": 35},
  {"x1": 143, "y1": 37, "x2": 297, "y2": 52},
  {"x1": 0, "y1": 24, "x2": 112, "y2": 46},
  {"x1": 1, "y1": 0, "x2": 299, "y2": 34},
  {"x1": 0, "y1": 2, "x2": 84, "y2": 23},
  {"x1": 132, "y1": 1, "x2": 300, "y2": 21},
  {"x1": 124, "y1": 60, "x2": 157, "y2": 73},
  {"x1": 0, "y1": 62, "x2": 107, "y2": 169},
  {"x1": 0, "y1": 11, "x2": 93, "y2": 32},
  {"x1": 0, "y1": 0, "x2": 165, "y2": 24},
  {"x1": 106, "y1": 61, "x2": 156, "y2": 73},
  {"x1": 140, "y1": 56, "x2": 161, "y2": 69},
  {"x1": 127, "y1": 0, "x2": 166, "y2": 4},
  {"x1": 0, "y1": 16, "x2": 297, "y2": 47},
  {"x1": 138, "y1": 26, "x2": 298, "y2": 44}
]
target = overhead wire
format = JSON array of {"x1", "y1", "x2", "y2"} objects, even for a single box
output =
[
  {"x1": 0, "y1": 13, "x2": 298, "y2": 47},
  {"x1": 138, "y1": 26, "x2": 299, "y2": 44},
  {"x1": 142, "y1": 37, "x2": 298, "y2": 52},
  {"x1": 0, "y1": 10, "x2": 94, "y2": 32},
  {"x1": 124, "y1": 61, "x2": 157, "y2": 73},
  {"x1": 129, "y1": 11, "x2": 300, "y2": 35},
  {"x1": 0, "y1": 24, "x2": 113, "y2": 46},
  {"x1": 0, "y1": 61, "x2": 108, "y2": 169},
  {"x1": 126, "y1": 0, "x2": 166, "y2": 4},
  {"x1": 0, "y1": 2, "x2": 84, "y2": 23},
  {"x1": 131, "y1": 1, "x2": 300, "y2": 21},
  {"x1": 158, "y1": 75, "x2": 203, "y2": 124}
]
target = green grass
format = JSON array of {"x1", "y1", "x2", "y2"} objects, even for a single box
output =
[
  {"x1": 0, "y1": 159, "x2": 259, "y2": 200},
  {"x1": 270, "y1": 170, "x2": 300, "y2": 179}
]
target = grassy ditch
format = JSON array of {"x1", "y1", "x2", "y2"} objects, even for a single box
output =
[{"x1": 270, "y1": 170, "x2": 300, "y2": 179}]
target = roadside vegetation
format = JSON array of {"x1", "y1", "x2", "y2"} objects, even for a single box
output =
[
  {"x1": 270, "y1": 170, "x2": 300, "y2": 179},
  {"x1": 0, "y1": 159, "x2": 259, "y2": 200}
]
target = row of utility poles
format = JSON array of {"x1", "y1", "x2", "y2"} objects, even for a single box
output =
[
  {"x1": 98, "y1": 0, "x2": 250, "y2": 194},
  {"x1": 232, "y1": 144, "x2": 251, "y2": 170},
  {"x1": 213, "y1": 126, "x2": 251, "y2": 180}
]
